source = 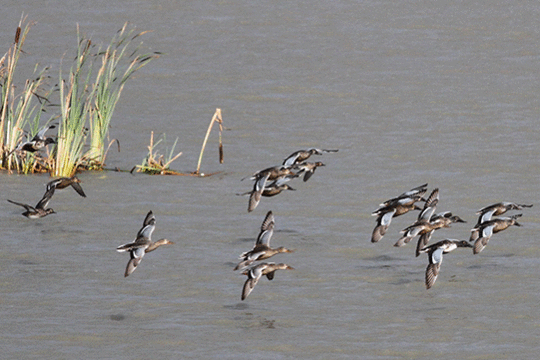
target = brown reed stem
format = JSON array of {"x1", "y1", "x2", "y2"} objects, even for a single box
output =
[{"x1": 195, "y1": 108, "x2": 223, "y2": 175}]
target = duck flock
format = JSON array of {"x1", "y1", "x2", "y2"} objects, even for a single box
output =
[
  {"x1": 371, "y1": 183, "x2": 532, "y2": 289},
  {"x1": 6, "y1": 130, "x2": 533, "y2": 298},
  {"x1": 6, "y1": 136, "x2": 339, "y2": 300},
  {"x1": 234, "y1": 147, "x2": 338, "y2": 299}
]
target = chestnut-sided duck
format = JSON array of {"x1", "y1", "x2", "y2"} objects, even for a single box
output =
[
  {"x1": 470, "y1": 214, "x2": 522, "y2": 255},
  {"x1": 234, "y1": 211, "x2": 294, "y2": 271},
  {"x1": 371, "y1": 183, "x2": 428, "y2": 243},
  {"x1": 473, "y1": 202, "x2": 532, "y2": 228},
  {"x1": 116, "y1": 211, "x2": 174, "y2": 277},
  {"x1": 46, "y1": 176, "x2": 86, "y2": 197},
  {"x1": 240, "y1": 174, "x2": 297, "y2": 212},
  {"x1": 292, "y1": 161, "x2": 325, "y2": 182},
  {"x1": 418, "y1": 239, "x2": 472, "y2": 289},
  {"x1": 394, "y1": 188, "x2": 443, "y2": 247},
  {"x1": 241, "y1": 262, "x2": 294, "y2": 300},
  {"x1": 282, "y1": 148, "x2": 338, "y2": 167}
]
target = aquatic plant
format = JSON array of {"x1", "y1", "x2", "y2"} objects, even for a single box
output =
[
  {"x1": 1, "y1": 16, "x2": 159, "y2": 176},
  {"x1": 53, "y1": 28, "x2": 93, "y2": 177},
  {"x1": 0, "y1": 16, "x2": 54, "y2": 174},
  {"x1": 132, "y1": 131, "x2": 183, "y2": 175},
  {"x1": 53, "y1": 23, "x2": 160, "y2": 176},
  {"x1": 87, "y1": 23, "x2": 159, "y2": 169}
]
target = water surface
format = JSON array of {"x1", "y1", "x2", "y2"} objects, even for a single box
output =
[{"x1": 1, "y1": 1, "x2": 539, "y2": 359}]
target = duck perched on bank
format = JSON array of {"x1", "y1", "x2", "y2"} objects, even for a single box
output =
[
  {"x1": 470, "y1": 214, "x2": 522, "y2": 255},
  {"x1": 371, "y1": 183, "x2": 428, "y2": 243},
  {"x1": 241, "y1": 262, "x2": 294, "y2": 300},
  {"x1": 46, "y1": 176, "x2": 86, "y2": 197},
  {"x1": 234, "y1": 211, "x2": 294, "y2": 271},
  {"x1": 7, "y1": 187, "x2": 56, "y2": 219},
  {"x1": 282, "y1": 148, "x2": 338, "y2": 167},
  {"x1": 116, "y1": 211, "x2": 174, "y2": 277},
  {"x1": 418, "y1": 239, "x2": 472, "y2": 289}
]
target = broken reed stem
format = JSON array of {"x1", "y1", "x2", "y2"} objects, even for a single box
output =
[{"x1": 195, "y1": 108, "x2": 223, "y2": 175}]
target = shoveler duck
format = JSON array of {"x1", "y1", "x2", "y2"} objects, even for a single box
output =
[
  {"x1": 7, "y1": 187, "x2": 56, "y2": 219},
  {"x1": 260, "y1": 179, "x2": 296, "y2": 196},
  {"x1": 46, "y1": 176, "x2": 86, "y2": 197},
  {"x1": 371, "y1": 183, "x2": 428, "y2": 243},
  {"x1": 414, "y1": 211, "x2": 466, "y2": 257},
  {"x1": 474, "y1": 202, "x2": 532, "y2": 227},
  {"x1": 241, "y1": 174, "x2": 297, "y2": 212},
  {"x1": 292, "y1": 161, "x2": 325, "y2": 182},
  {"x1": 116, "y1": 211, "x2": 174, "y2": 277},
  {"x1": 234, "y1": 211, "x2": 294, "y2": 271},
  {"x1": 418, "y1": 239, "x2": 472, "y2": 289},
  {"x1": 241, "y1": 165, "x2": 293, "y2": 182},
  {"x1": 470, "y1": 214, "x2": 522, "y2": 255},
  {"x1": 379, "y1": 183, "x2": 428, "y2": 207},
  {"x1": 394, "y1": 188, "x2": 439, "y2": 247},
  {"x1": 241, "y1": 262, "x2": 294, "y2": 300},
  {"x1": 282, "y1": 148, "x2": 338, "y2": 167},
  {"x1": 12, "y1": 124, "x2": 56, "y2": 153}
]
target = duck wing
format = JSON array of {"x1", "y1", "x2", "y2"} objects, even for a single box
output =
[
  {"x1": 7, "y1": 199, "x2": 36, "y2": 212},
  {"x1": 256, "y1": 211, "x2": 275, "y2": 246},
  {"x1": 35, "y1": 188, "x2": 55, "y2": 209},
  {"x1": 136, "y1": 212, "x2": 156, "y2": 240},
  {"x1": 124, "y1": 247, "x2": 146, "y2": 277},
  {"x1": 70, "y1": 182, "x2": 86, "y2": 197},
  {"x1": 282, "y1": 150, "x2": 303, "y2": 167},
  {"x1": 473, "y1": 224, "x2": 494, "y2": 254},
  {"x1": 142, "y1": 211, "x2": 155, "y2": 227},
  {"x1": 425, "y1": 262, "x2": 441, "y2": 289},
  {"x1": 241, "y1": 265, "x2": 264, "y2": 300},
  {"x1": 371, "y1": 209, "x2": 396, "y2": 243},
  {"x1": 415, "y1": 231, "x2": 434, "y2": 257},
  {"x1": 425, "y1": 247, "x2": 444, "y2": 289},
  {"x1": 32, "y1": 124, "x2": 56, "y2": 141},
  {"x1": 248, "y1": 173, "x2": 269, "y2": 212}
]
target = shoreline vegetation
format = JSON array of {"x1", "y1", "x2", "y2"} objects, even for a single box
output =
[{"x1": 1, "y1": 16, "x2": 223, "y2": 178}]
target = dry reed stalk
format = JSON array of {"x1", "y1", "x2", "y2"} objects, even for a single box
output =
[{"x1": 194, "y1": 108, "x2": 223, "y2": 175}]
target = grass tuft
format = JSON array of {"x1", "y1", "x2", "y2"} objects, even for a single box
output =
[{"x1": 131, "y1": 131, "x2": 183, "y2": 175}]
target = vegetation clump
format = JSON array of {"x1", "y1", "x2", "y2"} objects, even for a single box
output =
[{"x1": 0, "y1": 16, "x2": 160, "y2": 176}]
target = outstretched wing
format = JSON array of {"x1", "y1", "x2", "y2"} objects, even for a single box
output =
[
  {"x1": 256, "y1": 211, "x2": 275, "y2": 246},
  {"x1": 32, "y1": 124, "x2": 56, "y2": 141},
  {"x1": 7, "y1": 199, "x2": 35, "y2": 212},
  {"x1": 282, "y1": 151, "x2": 303, "y2": 167},
  {"x1": 137, "y1": 211, "x2": 156, "y2": 240},
  {"x1": 371, "y1": 209, "x2": 395, "y2": 243},
  {"x1": 248, "y1": 174, "x2": 269, "y2": 212},
  {"x1": 124, "y1": 247, "x2": 146, "y2": 277},
  {"x1": 35, "y1": 187, "x2": 55, "y2": 210},
  {"x1": 425, "y1": 262, "x2": 441, "y2": 289},
  {"x1": 70, "y1": 182, "x2": 86, "y2": 197}
]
